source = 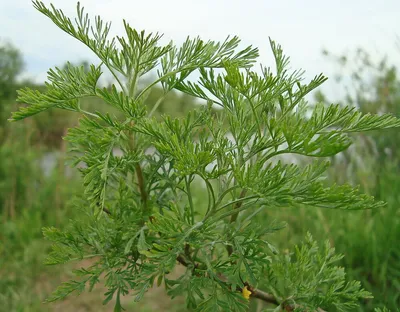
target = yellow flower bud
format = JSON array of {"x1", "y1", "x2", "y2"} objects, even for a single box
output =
[{"x1": 242, "y1": 286, "x2": 252, "y2": 300}]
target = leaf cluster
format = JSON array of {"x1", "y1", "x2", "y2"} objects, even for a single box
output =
[{"x1": 263, "y1": 233, "x2": 372, "y2": 311}]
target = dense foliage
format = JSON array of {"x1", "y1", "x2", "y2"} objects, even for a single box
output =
[{"x1": 8, "y1": 2, "x2": 400, "y2": 311}]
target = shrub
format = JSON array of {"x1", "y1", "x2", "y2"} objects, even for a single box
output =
[{"x1": 11, "y1": 2, "x2": 400, "y2": 311}]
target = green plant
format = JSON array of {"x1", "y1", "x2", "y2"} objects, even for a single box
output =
[{"x1": 10, "y1": 2, "x2": 400, "y2": 311}]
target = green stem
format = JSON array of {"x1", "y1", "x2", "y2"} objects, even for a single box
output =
[
  {"x1": 136, "y1": 70, "x2": 179, "y2": 100},
  {"x1": 246, "y1": 95, "x2": 262, "y2": 137},
  {"x1": 78, "y1": 109, "x2": 100, "y2": 118},
  {"x1": 216, "y1": 194, "x2": 259, "y2": 213},
  {"x1": 204, "y1": 189, "x2": 258, "y2": 223},
  {"x1": 90, "y1": 52, "x2": 126, "y2": 94},
  {"x1": 202, "y1": 177, "x2": 216, "y2": 216},
  {"x1": 135, "y1": 163, "x2": 148, "y2": 215},
  {"x1": 136, "y1": 64, "x2": 204, "y2": 101},
  {"x1": 185, "y1": 175, "x2": 195, "y2": 224},
  {"x1": 69, "y1": 253, "x2": 103, "y2": 262},
  {"x1": 229, "y1": 189, "x2": 248, "y2": 223},
  {"x1": 209, "y1": 199, "x2": 260, "y2": 224},
  {"x1": 125, "y1": 62, "x2": 150, "y2": 219},
  {"x1": 148, "y1": 95, "x2": 166, "y2": 117},
  {"x1": 129, "y1": 69, "x2": 139, "y2": 98},
  {"x1": 98, "y1": 135, "x2": 120, "y2": 218},
  {"x1": 214, "y1": 185, "x2": 242, "y2": 207}
]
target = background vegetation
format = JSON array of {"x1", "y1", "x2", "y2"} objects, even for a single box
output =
[{"x1": 0, "y1": 37, "x2": 399, "y2": 311}]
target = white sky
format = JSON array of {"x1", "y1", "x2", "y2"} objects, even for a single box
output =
[{"x1": 1, "y1": 0, "x2": 399, "y2": 100}]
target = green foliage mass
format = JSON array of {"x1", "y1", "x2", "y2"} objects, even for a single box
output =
[{"x1": 10, "y1": 2, "x2": 400, "y2": 311}]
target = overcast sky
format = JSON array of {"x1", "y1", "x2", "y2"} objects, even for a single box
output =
[{"x1": 1, "y1": 0, "x2": 399, "y2": 100}]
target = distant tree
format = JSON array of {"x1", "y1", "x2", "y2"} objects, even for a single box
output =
[{"x1": 0, "y1": 40, "x2": 24, "y2": 101}]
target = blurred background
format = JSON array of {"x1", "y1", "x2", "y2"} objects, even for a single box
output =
[{"x1": 0, "y1": 0, "x2": 399, "y2": 311}]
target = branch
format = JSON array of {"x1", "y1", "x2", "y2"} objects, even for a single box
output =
[
  {"x1": 176, "y1": 254, "x2": 327, "y2": 311},
  {"x1": 102, "y1": 207, "x2": 112, "y2": 215},
  {"x1": 177, "y1": 254, "x2": 189, "y2": 267},
  {"x1": 175, "y1": 254, "x2": 277, "y2": 305},
  {"x1": 96, "y1": 202, "x2": 112, "y2": 216},
  {"x1": 237, "y1": 284, "x2": 278, "y2": 305}
]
